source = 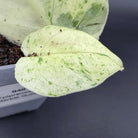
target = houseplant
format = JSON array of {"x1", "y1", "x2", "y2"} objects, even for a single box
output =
[{"x1": 0, "y1": 0, "x2": 123, "y2": 117}]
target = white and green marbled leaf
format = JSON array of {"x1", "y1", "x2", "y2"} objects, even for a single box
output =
[
  {"x1": 15, "y1": 25, "x2": 124, "y2": 97},
  {"x1": 0, "y1": 0, "x2": 45, "y2": 45},
  {"x1": 0, "y1": 0, "x2": 109, "y2": 45},
  {"x1": 29, "y1": 0, "x2": 109, "y2": 39}
]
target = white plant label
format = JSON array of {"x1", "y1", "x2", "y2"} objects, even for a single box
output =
[{"x1": 0, "y1": 83, "x2": 42, "y2": 107}]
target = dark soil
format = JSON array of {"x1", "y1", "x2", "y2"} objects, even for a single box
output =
[{"x1": 0, "y1": 35, "x2": 24, "y2": 66}]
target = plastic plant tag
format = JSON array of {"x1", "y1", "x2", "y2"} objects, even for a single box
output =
[{"x1": 0, "y1": 65, "x2": 46, "y2": 118}]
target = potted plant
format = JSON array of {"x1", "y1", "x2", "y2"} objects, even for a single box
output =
[{"x1": 0, "y1": 0, "x2": 123, "y2": 117}]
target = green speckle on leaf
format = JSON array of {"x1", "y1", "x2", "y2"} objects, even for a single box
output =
[
  {"x1": 48, "y1": 81, "x2": 52, "y2": 85},
  {"x1": 84, "y1": 68, "x2": 91, "y2": 74},
  {"x1": 63, "y1": 61, "x2": 70, "y2": 66},
  {"x1": 84, "y1": 0, "x2": 88, "y2": 3},
  {"x1": 38, "y1": 57, "x2": 43, "y2": 64},
  {"x1": 80, "y1": 62, "x2": 83, "y2": 66},
  {"x1": 69, "y1": 67, "x2": 74, "y2": 71},
  {"x1": 48, "y1": 11, "x2": 51, "y2": 17},
  {"x1": 27, "y1": 36, "x2": 30, "y2": 43},
  {"x1": 76, "y1": 81, "x2": 80, "y2": 86},
  {"x1": 100, "y1": 73, "x2": 104, "y2": 75},
  {"x1": 79, "y1": 4, "x2": 83, "y2": 9},
  {"x1": 48, "y1": 11, "x2": 52, "y2": 24},
  {"x1": 81, "y1": 70, "x2": 92, "y2": 81},
  {"x1": 72, "y1": 20, "x2": 79, "y2": 27},
  {"x1": 78, "y1": 57, "x2": 81, "y2": 60},
  {"x1": 48, "y1": 92, "x2": 57, "y2": 96},
  {"x1": 27, "y1": 69, "x2": 31, "y2": 73},
  {"x1": 92, "y1": 83, "x2": 97, "y2": 86},
  {"x1": 66, "y1": 87, "x2": 70, "y2": 92}
]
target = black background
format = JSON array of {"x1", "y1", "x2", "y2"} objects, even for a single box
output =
[{"x1": 0, "y1": 0, "x2": 138, "y2": 138}]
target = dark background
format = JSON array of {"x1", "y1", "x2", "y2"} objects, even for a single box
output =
[{"x1": 0, "y1": 0, "x2": 138, "y2": 138}]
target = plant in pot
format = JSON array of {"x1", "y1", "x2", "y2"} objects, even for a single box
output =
[{"x1": 0, "y1": 0, "x2": 123, "y2": 117}]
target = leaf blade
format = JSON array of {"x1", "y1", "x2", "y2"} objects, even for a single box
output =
[
  {"x1": 15, "y1": 25, "x2": 124, "y2": 97},
  {"x1": 15, "y1": 53, "x2": 123, "y2": 97}
]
